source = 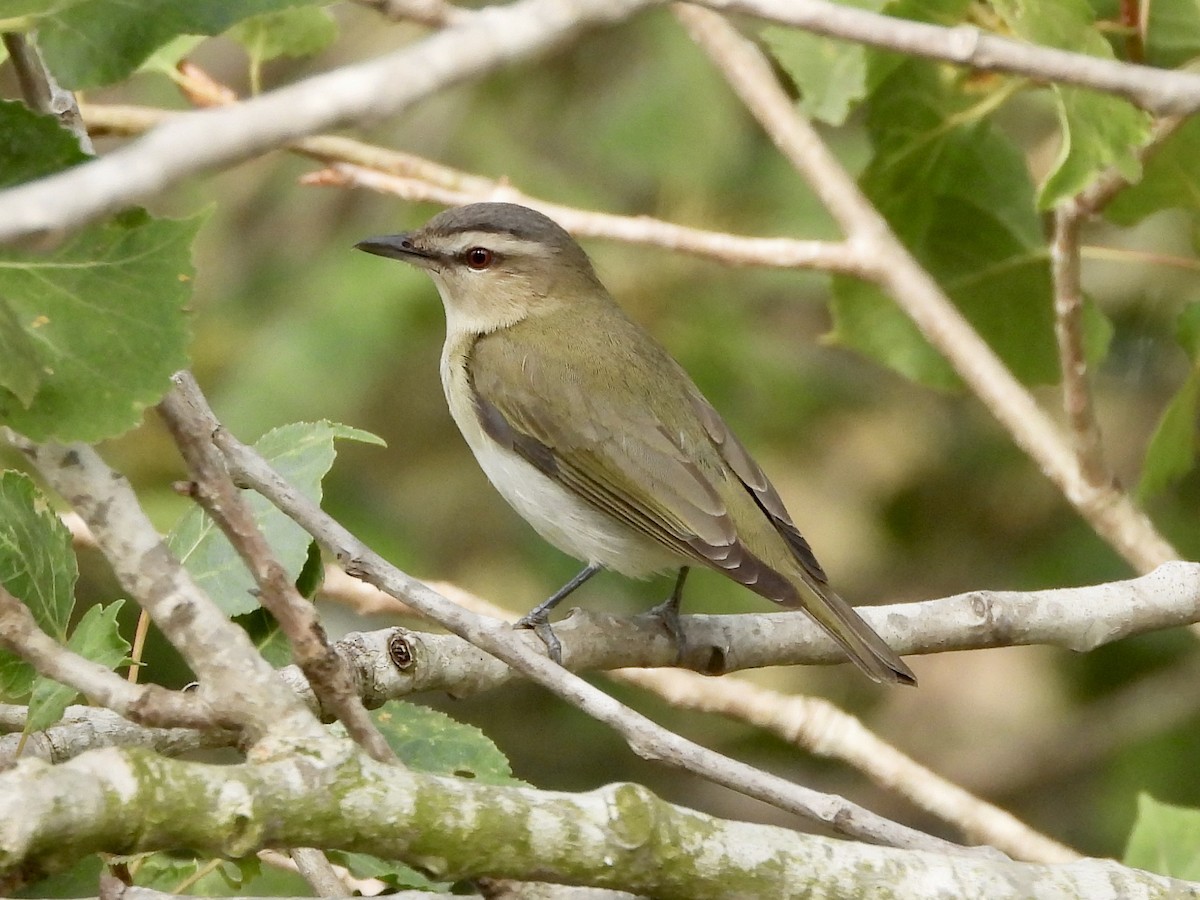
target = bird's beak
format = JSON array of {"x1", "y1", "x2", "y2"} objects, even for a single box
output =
[{"x1": 354, "y1": 232, "x2": 438, "y2": 268}]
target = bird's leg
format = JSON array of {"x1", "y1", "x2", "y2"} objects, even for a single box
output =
[
  {"x1": 648, "y1": 566, "x2": 689, "y2": 661},
  {"x1": 514, "y1": 562, "x2": 602, "y2": 663}
]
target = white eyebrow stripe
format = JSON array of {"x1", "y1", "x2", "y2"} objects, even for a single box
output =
[{"x1": 439, "y1": 232, "x2": 554, "y2": 258}]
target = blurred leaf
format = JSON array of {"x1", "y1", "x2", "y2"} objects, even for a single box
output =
[
  {"x1": 229, "y1": 6, "x2": 337, "y2": 64},
  {"x1": 763, "y1": 26, "x2": 872, "y2": 127},
  {"x1": 1144, "y1": 0, "x2": 1200, "y2": 67},
  {"x1": 37, "y1": 0, "x2": 328, "y2": 89},
  {"x1": 0, "y1": 209, "x2": 200, "y2": 442},
  {"x1": 169, "y1": 421, "x2": 383, "y2": 617},
  {"x1": 370, "y1": 700, "x2": 520, "y2": 786},
  {"x1": 1124, "y1": 794, "x2": 1200, "y2": 879},
  {"x1": 137, "y1": 35, "x2": 206, "y2": 77},
  {"x1": 1137, "y1": 304, "x2": 1200, "y2": 500},
  {"x1": 126, "y1": 852, "x2": 308, "y2": 896},
  {"x1": 0, "y1": 99, "x2": 89, "y2": 190},
  {"x1": 0, "y1": 470, "x2": 76, "y2": 703},
  {"x1": 1137, "y1": 371, "x2": 1200, "y2": 501},
  {"x1": 831, "y1": 61, "x2": 1057, "y2": 388},
  {"x1": 990, "y1": 0, "x2": 1148, "y2": 207},
  {"x1": 1106, "y1": 117, "x2": 1200, "y2": 226},
  {"x1": 1176, "y1": 302, "x2": 1200, "y2": 362},
  {"x1": 27, "y1": 600, "x2": 129, "y2": 733}
]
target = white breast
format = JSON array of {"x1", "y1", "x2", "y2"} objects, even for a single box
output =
[{"x1": 440, "y1": 345, "x2": 680, "y2": 579}]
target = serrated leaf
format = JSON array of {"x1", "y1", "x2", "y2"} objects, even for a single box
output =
[
  {"x1": 1106, "y1": 117, "x2": 1200, "y2": 226},
  {"x1": 0, "y1": 469, "x2": 79, "y2": 705},
  {"x1": 0, "y1": 99, "x2": 89, "y2": 189},
  {"x1": 0, "y1": 210, "x2": 200, "y2": 443},
  {"x1": 989, "y1": 0, "x2": 1149, "y2": 207},
  {"x1": 168, "y1": 421, "x2": 383, "y2": 617},
  {"x1": 831, "y1": 61, "x2": 1057, "y2": 388},
  {"x1": 1039, "y1": 87, "x2": 1148, "y2": 207},
  {"x1": 370, "y1": 700, "x2": 519, "y2": 786},
  {"x1": 0, "y1": 471, "x2": 76, "y2": 639},
  {"x1": 27, "y1": 600, "x2": 129, "y2": 733},
  {"x1": 1145, "y1": 0, "x2": 1200, "y2": 68},
  {"x1": 37, "y1": 0, "x2": 328, "y2": 89},
  {"x1": 1124, "y1": 794, "x2": 1200, "y2": 880},
  {"x1": 229, "y1": 6, "x2": 337, "y2": 65}
]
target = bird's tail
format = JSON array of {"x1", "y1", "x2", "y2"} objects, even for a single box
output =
[{"x1": 792, "y1": 570, "x2": 916, "y2": 686}]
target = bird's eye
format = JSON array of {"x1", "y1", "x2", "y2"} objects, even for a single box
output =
[{"x1": 465, "y1": 247, "x2": 494, "y2": 270}]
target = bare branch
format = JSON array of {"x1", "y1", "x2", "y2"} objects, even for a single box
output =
[
  {"x1": 158, "y1": 377, "x2": 395, "y2": 765},
  {"x1": 674, "y1": 4, "x2": 1178, "y2": 574},
  {"x1": 698, "y1": 0, "x2": 1200, "y2": 115},
  {"x1": 0, "y1": 584, "x2": 220, "y2": 732},
  {"x1": 0, "y1": 0, "x2": 659, "y2": 242},
  {"x1": 0, "y1": 429, "x2": 322, "y2": 746},
  {"x1": 0, "y1": 32, "x2": 92, "y2": 152}
]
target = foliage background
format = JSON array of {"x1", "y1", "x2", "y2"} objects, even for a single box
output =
[{"x1": 5, "y1": 0, "x2": 1199, "y2": 869}]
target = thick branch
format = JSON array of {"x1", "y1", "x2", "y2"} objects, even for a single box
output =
[{"x1": 1, "y1": 746, "x2": 1193, "y2": 898}]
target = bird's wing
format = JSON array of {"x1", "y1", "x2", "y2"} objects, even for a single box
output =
[{"x1": 466, "y1": 329, "x2": 797, "y2": 598}]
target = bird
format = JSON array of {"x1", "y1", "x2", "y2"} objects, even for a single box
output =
[{"x1": 355, "y1": 202, "x2": 915, "y2": 685}]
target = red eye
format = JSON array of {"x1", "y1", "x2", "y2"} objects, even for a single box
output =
[{"x1": 465, "y1": 247, "x2": 493, "y2": 270}]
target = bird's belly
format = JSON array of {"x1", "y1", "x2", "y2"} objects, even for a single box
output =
[
  {"x1": 468, "y1": 433, "x2": 680, "y2": 578},
  {"x1": 441, "y1": 353, "x2": 678, "y2": 578}
]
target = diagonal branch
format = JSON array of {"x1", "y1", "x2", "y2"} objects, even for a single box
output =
[{"x1": 674, "y1": 5, "x2": 1178, "y2": 574}]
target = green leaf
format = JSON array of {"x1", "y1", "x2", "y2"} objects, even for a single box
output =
[
  {"x1": 989, "y1": 0, "x2": 1149, "y2": 207},
  {"x1": 0, "y1": 99, "x2": 89, "y2": 189},
  {"x1": 1176, "y1": 302, "x2": 1200, "y2": 362},
  {"x1": 831, "y1": 61, "x2": 1057, "y2": 388},
  {"x1": 1124, "y1": 794, "x2": 1200, "y2": 880},
  {"x1": 762, "y1": 26, "x2": 872, "y2": 127},
  {"x1": 1145, "y1": 0, "x2": 1200, "y2": 68},
  {"x1": 0, "y1": 471, "x2": 76, "y2": 702},
  {"x1": 1106, "y1": 117, "x2": 1200, "y2": 226},
  {"x1": 0, "y1": 210, "x2": 201, "y2": 443},
  {"x1": 27, "y1": 600, "x2": 129, "y2": 733},
  {"x1": 229, "y1": 6, "x2": 337, "y2": 65},
  {"x1": 1137, "y1": 369, "x2": 1200, "y2": 501},
  {"x1": 37, "y1": 0, "x2": 328, "y2": 89},
  {"x1": 168, "y1": 421, "x2": 383, "y2": 617},
  {"x1": 1039, "y1": 86, "x2": 1149, "y2": 208},
  {"x1": 0, "y1": 471, "x2": 76, "y2": 639},
  {"x1": 370, "y1": 700, "x2": 520, "y2": 786}
]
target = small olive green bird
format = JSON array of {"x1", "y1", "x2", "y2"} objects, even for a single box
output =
[{"x1": 356, "y1": 202, "x2": 915, "y2": 685}]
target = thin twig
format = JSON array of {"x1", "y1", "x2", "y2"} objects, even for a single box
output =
[
  {"x1": 0, "y1": 32, "x2": 92, "y2": 152},
  {"x1": 1051, "y1": 206, "x2": 1108, "y2": 486},
  {"x1": 0, "y1": 584, "x2": 220, "y2": 731}
]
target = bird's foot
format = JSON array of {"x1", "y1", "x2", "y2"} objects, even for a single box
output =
[
  {"x1": 646, "y1": 594, "x2": 687, "y2": 664},
  {"x1": 514, "y1": 610, "x2": 564, "y2": 665}
]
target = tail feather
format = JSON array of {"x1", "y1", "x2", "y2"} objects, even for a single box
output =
[{"x1": 792, "y1": 571, "x2": 916, "y2": 686}]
